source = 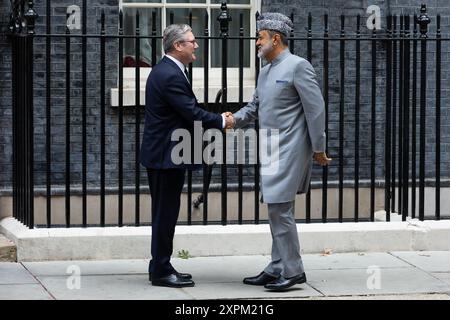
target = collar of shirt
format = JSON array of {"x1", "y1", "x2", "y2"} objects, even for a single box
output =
[
  {"x1": 270, "y1": 48, "x2": 291, "y2": 67},
  {"x1": 165, "y1": 54, "x2": 189, "y2": 82}
]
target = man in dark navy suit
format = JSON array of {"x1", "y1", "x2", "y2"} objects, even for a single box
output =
[{"x1": 140, "y1": 24, "x2": 234, "y2": 288}]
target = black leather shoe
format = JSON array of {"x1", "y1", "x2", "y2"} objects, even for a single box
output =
[
  {"x1": 264, "y1": 273, "x2": 307, "y2": 291},
  {"x1": 151, "y1": 273, "x2": 195, "y2": 288},
  {"x1": 243, "y1": 271, "x2": 278, "y2": 286},
  {"x1": 149, "y1": 271, "x2": 192, "y2": 281}
]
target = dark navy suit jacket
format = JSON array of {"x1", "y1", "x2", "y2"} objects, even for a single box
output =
[{"x1": 140, "y1": 56, "x2": 222, "y2": 169}]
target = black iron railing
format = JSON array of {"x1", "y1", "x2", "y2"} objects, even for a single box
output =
[{"x1": 7, "y1": 1, "x2": 450, "y2": 228}]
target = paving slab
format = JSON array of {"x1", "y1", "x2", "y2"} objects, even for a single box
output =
[
  {"x1": 0, "y1": 262, "x2": 37, "y2": 284},
  {"x1": 171, "y1": 255, "x2": 271, "y2": 283},
  {"x1": 0, "y1": 284, "x2": 53, "y2": 300},
  {"x1": 181, "y1": 281, "x2": 321, "y2": 299},
  {"x1": 307, "y1": 267, "x2": 450, "y2": 297},
  {"x1": 431, "y1": 273, "x2": 450, "y2": 285},
  {"x1": 390, "y1": 251, "x2": 450, "y2": 272},
  {"x1": 3, "y1": 254, "x2": 450, "y2": 300},
  {"x1": 36, "y1": 274, "x2": 193, "y2": 300},
  {"x1": 23, "y1": 259, "x2": 148, "y2": 276},
  {"x1": 301, "y1": 252, "x2": 411, "y2": 270}
]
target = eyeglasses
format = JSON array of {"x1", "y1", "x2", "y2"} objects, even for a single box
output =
[{"x1": 180, "y1": 39, "x2": 198, "y2": 45}]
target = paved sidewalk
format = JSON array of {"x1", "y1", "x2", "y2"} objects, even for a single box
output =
[{"x1": 1, "y1": 251, "x2": 450, "y2": 300}]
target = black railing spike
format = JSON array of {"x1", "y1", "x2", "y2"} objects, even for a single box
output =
[
  {"x1": 24, "y1": 0, "x2": 38, "y2": 35},
  {"x1": 417, "y1": 4, "x2": 430, "y2": 37},
  {"x1": 101, "y1": 9, "x2": 105, "y2": 31},
  {"x1": 135, "y1": 10, "x2": 139, "y2": 29},
  {"x1": 217, "y1": 1, "x2": 231, "y2": 37}
]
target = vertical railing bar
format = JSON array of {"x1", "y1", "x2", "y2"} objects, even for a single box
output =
[
  {"x1": 100, "y1": 11, "x2": 106, "y2": 227},
  {"x1": 16, "y1": 37, "x2": 22, "y2": 224},
  {"x1": 151, "y1": 10, "x2": 157, "y2": 67},
  {"x1": 187, "y1": 10, "x2": 193, "y2": 226},
  {"x1": 370, "y1": 26, "x2": 376, "y2": 222},
  {"x1": 322, "y1": 13, "x2": 329, "y2": 223},
  {"x1": 24, "y1": 35, "x2": 29, "y2": 227},
  {"x1": 22, "y1": 35, "x2": 27, "y2": 225},
  {"x1": 135, "y1": 11, "x2": 141, "y2": 226},
  {"x1": 411, "y1": 14, "x2": 418, "y2": 219},
  {"x1": 203, "y1": 10, "x2": 209, "y2": 225},
  {"x1": 391, "y1": 15, "x2": 397, "y2": 213},
  {"x1": 254, "y1": 11, "x2": 260, "y2": 224},
  {"x1": 65, "y1": 26, "x2": 71, "y2": 228},
  {"x1": 435, "y1": 14, "x2": 441, "y2": 220},
  {"x1": 23, "y1": 35, "x2": 27, "y2": 225},
  {"x1": 27, "y1": 25, "x2": 35, "y2": 228},
  {"x1": 46, "y1": 0, "x2": 51, "y2": 227},
  {"x1": 385, "y1": 15, "x2": 392, "y2": 222},
  {"x1": 419, "y1": 15, "x2": 427, "y2": 221},
  {"x1": 15, "y1": 13, "x2": 21, "y2": 225},
  {"x1": 305, "y1": 12, "x2": 312, "y2": 223},
  {"x1": 82, "y1": 0, "x2": 87, "y2": 227},
  {"x1": 338, "y1": 15, "x2": 345, "y2": 223},
  {"x1": 220, "y1": 15, "x2": 228, "y2": 227},
  {"x1": 12, "y1": 36, "x2": 17, "y2": 222},
  {"x1": 355, "y1": 14, "x2": 360, "y2": 222},
  {"x1": 238, "y1": 12, "x2": 244, "y2": 224},
  {"x1": 402, "y1": 15, "x2": 410, "y2": 221},
  {"x1": 21, "y1": 36, "x2": 25, "y2": 225},
  {"x1": 118, "y1": 10, "x2": 124, "y2": 227},
  {"x1": 398, "y1": 15, "x2": 404, "y2": 216}
]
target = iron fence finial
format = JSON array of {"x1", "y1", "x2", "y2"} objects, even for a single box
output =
[
  {"x1": 417, "y1": 4, "x2": 430, "y2": 37},
  {"x1": 217, "y1": 1, "x2": 232, "y2": 37},
  {"x1": 24, "y1": 0, "x2": 38, "y2": 34}
]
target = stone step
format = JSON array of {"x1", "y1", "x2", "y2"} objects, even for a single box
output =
[{"x1": 0, "y1": 233, "x2": 16, "y2": 262}]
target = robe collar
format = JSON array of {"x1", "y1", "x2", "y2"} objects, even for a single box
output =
[{"x1": 269, "y1": 48, "x2": 291, "y2": 67}]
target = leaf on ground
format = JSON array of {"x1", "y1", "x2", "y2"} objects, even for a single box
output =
[{"x1": 321, "y1": 248, "x2": 333, "y2": 256}]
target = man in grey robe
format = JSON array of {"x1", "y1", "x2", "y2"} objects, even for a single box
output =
[{"x1": 225, "y1": 12, "x2": 331, "y2": 291}]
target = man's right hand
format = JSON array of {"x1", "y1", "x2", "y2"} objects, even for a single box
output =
[{"x1": 222, "y1": 112, "x2": 235, "y2": 129}]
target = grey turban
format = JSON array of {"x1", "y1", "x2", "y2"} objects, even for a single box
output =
[{"x1": 257, "y1": 12, "x2": 293, "y2": 36}]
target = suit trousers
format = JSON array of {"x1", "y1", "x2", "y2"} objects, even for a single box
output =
[
  {"x1": 263, "y1": 200, "x2": 305, "y2": 278},
  {"x1": 147, "y1": 168, "x2": 186, "y2": 278}
]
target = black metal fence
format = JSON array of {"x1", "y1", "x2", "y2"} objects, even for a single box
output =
[{"x1": 8, "y1": 1, "x2": 450, "y2": 228}]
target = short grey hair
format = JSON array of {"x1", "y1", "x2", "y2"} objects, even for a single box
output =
[{"x1": 163, "y1": 24, "x2": 192, "y2": 54}]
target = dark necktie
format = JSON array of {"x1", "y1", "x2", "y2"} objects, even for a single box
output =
[{"x1": 184, "y1": 68, "x2": 190, "y2": 82}]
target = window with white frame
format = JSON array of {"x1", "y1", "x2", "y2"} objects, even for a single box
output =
[{"x1": 112, "y1": 0, "x2": 260, "y2": 106}]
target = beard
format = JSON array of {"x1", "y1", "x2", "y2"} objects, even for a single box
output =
[{"x1": 257, "y1": 42, "x2": 274, "y2": 59}]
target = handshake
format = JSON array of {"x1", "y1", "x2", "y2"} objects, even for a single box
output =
[{"x1": 222, "y1": 111, "x2": 235, "y2": 129}]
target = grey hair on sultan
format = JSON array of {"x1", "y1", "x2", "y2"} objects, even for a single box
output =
[{"x1": 163, "y1": 24, "x2": 192, "y2": 53}]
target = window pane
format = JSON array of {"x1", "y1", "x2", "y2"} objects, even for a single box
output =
[
  {"x1": 211, "y1": 9, "x2": 250, "y2": 68},
  {"x1": 211, "y1": 0, "x2": 250, "y2": 4},
  {"x1": 167, "y1": 0, "x2": 206, "y2": 3},
  {"x1": 166, "y1": 8, "x2": 207, "y2": 67},
  {"x1": 123, "y1": 8, "x2": 162, "y2": 67}
]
